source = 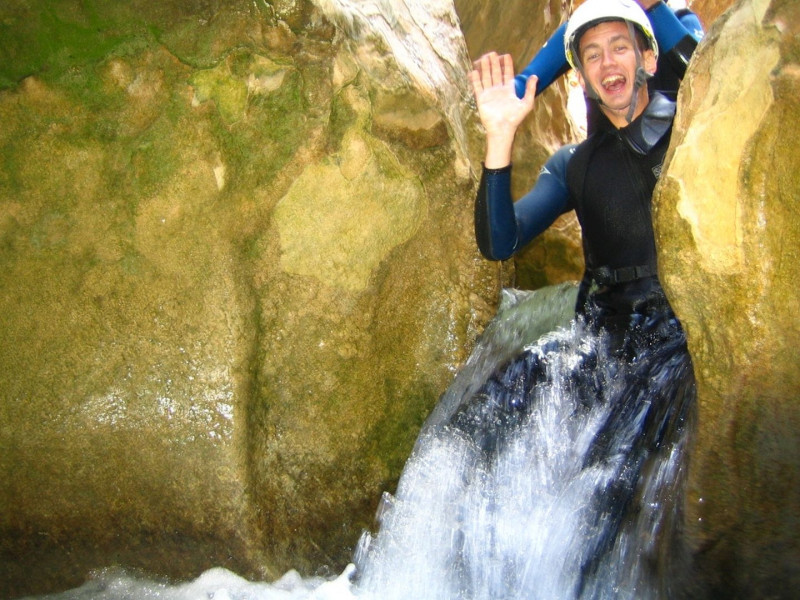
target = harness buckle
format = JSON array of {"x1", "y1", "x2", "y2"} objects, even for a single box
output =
[{"x1": 591, "y1": 264, "x2": 656, "y2": 285}]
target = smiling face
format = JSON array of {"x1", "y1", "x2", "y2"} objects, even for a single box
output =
[{"x1": 575, "y1": 20, "x2": 657, "y2": 128}]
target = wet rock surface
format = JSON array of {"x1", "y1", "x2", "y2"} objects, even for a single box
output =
[
  {"x1": 656, "y1": 0, "x2": 800, "y2": 596},
  {"x1": 0, "y1": 0, "x2": 500, "y2": 594}
]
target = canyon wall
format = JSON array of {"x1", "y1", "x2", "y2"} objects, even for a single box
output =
[{"x1": 655, "y1": 0, "x2": 800, "y2": 596}]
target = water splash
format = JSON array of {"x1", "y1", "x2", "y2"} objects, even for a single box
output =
[
  {"x1": 22, "y1": 565, "x2": 357, "y2": 600},
  {"x1": 354, "y1": 283, "x2": 695, "y2": 600}
]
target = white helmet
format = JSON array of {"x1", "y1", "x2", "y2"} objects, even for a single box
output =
[{"x1": 564, "y1": 0, "x2": 659, "y2": 71}]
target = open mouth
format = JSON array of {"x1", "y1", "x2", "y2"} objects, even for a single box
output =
[{"x1": 601, "y1": 74, "x2": 626, "y2": 94}]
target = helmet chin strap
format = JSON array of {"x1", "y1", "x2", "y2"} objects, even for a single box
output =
[
  {"x1": 624, "y1": 20, "x2": 647, "y2": 124},
  {"x1": 625, "y1": 66, "x2": 650, "y2": 123}
]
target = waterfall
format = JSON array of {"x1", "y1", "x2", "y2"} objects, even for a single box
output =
[
  {"x1": 26, "y1": 284, "x2": 695, "y2": 600},
  {"x1": 353, "y1": 283, "x2": 696, "y2": 599}
]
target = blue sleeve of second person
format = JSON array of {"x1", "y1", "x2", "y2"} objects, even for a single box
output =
[
  {"x1": 647, "y1": 1, "x2": 702, "y2": 51},
  {"x1": 514, "y1": 22, "x2": 570, "y2": 99},
  {"x1": 675, "y1": 9, "x2": 704, "y2": 41}
]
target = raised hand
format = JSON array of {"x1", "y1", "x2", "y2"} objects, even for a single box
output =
[{"x1": 469, "y1": 52, "x2": 537, "y2": 168}]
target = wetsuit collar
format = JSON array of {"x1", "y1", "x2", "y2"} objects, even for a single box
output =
[
  {"x1": 592, "y1": 92, "x2": 676, "y2": 155},
  {"x1": 618, "y1": 92, "x2": 676, "y2": 155}
]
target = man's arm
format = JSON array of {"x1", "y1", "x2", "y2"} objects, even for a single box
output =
[
  {"x1": 474, "y1": 146, "x2": 574, "y2": 261},
  {"x1": 645, "y1": 1, "x2": 701, "y2": 77},
  {"x1": 671, "y1": 3, "x2": 705, "y2": 42},
  {"x1": 514, "y1": 23, "x2": 570, "y2": 99}
]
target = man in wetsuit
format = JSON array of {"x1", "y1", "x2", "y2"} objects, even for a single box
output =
[
  {"x1": 459, "y1": 4, "x2": 701, "y2": 592},
  {"x1": 470, "y1": 0, "x2": 699, "y2": 331}
]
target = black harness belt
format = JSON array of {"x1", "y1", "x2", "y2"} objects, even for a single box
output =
[{"x1": 589, "y1": 264, "x2": 657, "y2": 285}]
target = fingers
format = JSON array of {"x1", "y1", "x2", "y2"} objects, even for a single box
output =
[
  {"x1": 469, "y1": 53, "x2": 491, "y2": 95},
  {"x1": 470, "y1": 52, "x2": 514, "y2": 91},
  {"x1": 478, "y1": 53, "x2": 497, "y2": 90},
  {"x1": 501, "y1": 54, "x2": 514, "y2": 84},
  {"x1": 488, "y1": 52, "x2": 503, "y2": 89},
  {"x1": 468, "y1": 68, "x2": 482, "y2": 97},
  {"x1": 471, "y1": 53, "x2": 490, "y2": 87},
  {"x1": 526, "y1": 74, "x2": 538, "y2": 98}
]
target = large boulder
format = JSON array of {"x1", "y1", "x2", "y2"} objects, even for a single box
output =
[
  {"x1": 0, "y1": 0, "x2": 506, "y2": 595},
  {"x1": 655, "y1": 0, "x2": 800, "y2": 596}
]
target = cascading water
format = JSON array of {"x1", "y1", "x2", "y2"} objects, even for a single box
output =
[
  {"x1": 26, "y1": 284, "x2": 695, "y2": 600},
  {"x1": 353, "y1": 283, "x2": 696, "y2": 599}
]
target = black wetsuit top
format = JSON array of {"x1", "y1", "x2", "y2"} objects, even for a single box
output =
[
  {"x1": 475, "y1": 94, "x2": 677, "y2": 323},
  {"x1": 474, "y1": 93, "x2": 675, "y2": 270},
  {"x1": 568, "y1": 93, "x2": 675, "y2": 276},
  {"x1": 567, "y1": 92, "x2": 677, "y2": 322}
]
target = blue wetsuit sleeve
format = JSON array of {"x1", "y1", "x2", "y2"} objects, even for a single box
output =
[
  {"x1": 674, "y1": 9, "x2": 704, "y2": 42},
  {"x1": 513, "y1": 145, "x2": 574, "y2": 246},
  {"x1": 475, "y1": 165, "x2": 516, "y2": 260},
  {"x1": 647, "y1": 1, "x2": 700, "y2": 52},
  {"x1": 474, "y1": 145, "x2": 575, "y2": 261},
  {"x1": 647, "y1": 1, "x2": 702, "y2": 84},
  {"x1": 514, "y1": 22, "x2": 570, "y2": 99}
]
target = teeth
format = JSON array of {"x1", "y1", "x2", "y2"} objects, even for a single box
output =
[{"x1": 602, "y1": 74, "x2": 625, "y2": 87}]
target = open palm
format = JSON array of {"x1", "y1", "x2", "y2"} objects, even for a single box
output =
[{"x1": 469, "y1": 53, "x2": 537, "y2": 138}]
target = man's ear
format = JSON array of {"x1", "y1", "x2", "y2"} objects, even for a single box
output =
[
  {"x1": 643, "y1": 49, "x2": 657, "y2": 75},
  {"x1": 576, "y1": 69, "x2": 587, "y2": 92}
]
